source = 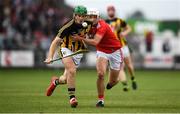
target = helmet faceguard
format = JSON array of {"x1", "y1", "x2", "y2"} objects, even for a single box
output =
[
  {"x1": 86, "y1": 8, "x2": 100, "y2": 25},
  {"x1": 73, "y1": 5, "x2": 87, "y2": 24}
]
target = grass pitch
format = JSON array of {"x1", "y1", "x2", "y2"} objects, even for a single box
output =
[{"x1": 0, "y1": 69, "x2": 180, "y2": 113}]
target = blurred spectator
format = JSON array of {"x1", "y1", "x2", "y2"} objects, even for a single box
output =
[
  {"x1": 0, "y1": 0, "x2": 73, "y2": 51},
  {"x1": 162, "y1": 38, "x2": 171, "y2": 53},
  {"x1": 145, "y1": 31, "x2": 153, "y2": 52},
  {"x1": 162, "y1": 30, "x2": 174, "y2": 53}
]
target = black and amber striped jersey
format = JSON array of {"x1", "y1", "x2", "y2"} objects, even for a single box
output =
[
  {"x1": 106, "y1": 18, "x2": 127, "y2": 46},
  {"x1": 56, "y1": 19, "x2": 92, "y2": 51}
]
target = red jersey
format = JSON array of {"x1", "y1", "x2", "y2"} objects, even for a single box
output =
[{"x1": 95, "y1": 19, "x2": 122, "y2": 53}]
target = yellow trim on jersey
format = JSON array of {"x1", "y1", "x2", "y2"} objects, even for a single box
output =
[
  {"x1": 120, "y1": 37, "x2": 127, "y2": 47},
  {"x1": 109, "y1": 18, "x2": 127, "y2": 47},
  {"x1": 57, "y1": 19, "x2": 74, "y2": 38}
]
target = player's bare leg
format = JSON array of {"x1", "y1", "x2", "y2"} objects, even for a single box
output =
[
  {"x1": 119, "y1": 69, "x2": 129, "y2": 91},
  {"x1": 96, "y1": 57, "x2": 108, "y2": 107},
  {"x1": 54, "y1": 69, "x2": 68, "y2": 85},
  {"x1": 106, "y1": 69, "x2": 120, "y2": 89},
  {"x1": 117, "y1": 62, "x2": 129, "y2": 91},
  {"x1": 124, "y1": 56, "x2": 137, "y2": 90},
  {"x1": 46, "y1": 57, "x2": 78, "y2": 108},
  {"x1": 62, "y1": 57, "x2": 78, "y2": 108},
  {"x1": 58, "y1": 71, "x2": 67, "y2": 84}
]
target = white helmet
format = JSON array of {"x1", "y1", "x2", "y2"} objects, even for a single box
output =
[{"x1": 87, "y1": 8, "x2": 100, "y2": 16}]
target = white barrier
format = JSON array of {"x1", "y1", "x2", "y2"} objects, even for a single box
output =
[
  {"x1": 144, "y1": 54, "x2": 174, "y2": 68},
  {"x1": 0, "y1": 51, "x2": 34, "y2": 67}
]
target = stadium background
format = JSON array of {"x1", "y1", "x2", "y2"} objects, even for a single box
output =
[{"x1": 0, "y1": 0, "x2": 180, "y2": 113}]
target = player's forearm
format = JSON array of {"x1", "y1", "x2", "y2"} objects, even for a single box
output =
[
  {"x1": 48, "y1": 42, "x2": 56, "y2": 59},
  {"x1": 48, "y1": 37, "x2": 62, "y2": 59},
  {"x1": 83, "y1": 38, "x2": 98, "y2": 46},
  {"x1": 122, "y1": 25, "x2": 132, "y2": 36},
  {"x1": 72, "y1": 34, "x2": 101, "y2": 46},
  {"x1": 82, "y1": 34, "x2": 102, "y2": 46}
]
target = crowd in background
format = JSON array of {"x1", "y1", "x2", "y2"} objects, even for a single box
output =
[
  {"x1": 1, "y1": 0, "x2": 179, "y2": 67},
  {"x1": 0, "y1": 0, "x2": 72, "y2": 51}
]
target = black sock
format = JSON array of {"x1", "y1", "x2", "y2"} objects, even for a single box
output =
[
  {"x1": 131, "y1": 76, "x2": 135, "y2": 81},
  {"x1": 68, "y1": 88, "x2": 75, "y2": 99},
  {"x1": 70, "y1": 95, "x2": 75, "y2": 99},
  {"x1": 55, "y1": 79, "x2": 60, "y2": 85},
  {"x1": 106, "y1": 83, "x2": 113, "y2": 90}
]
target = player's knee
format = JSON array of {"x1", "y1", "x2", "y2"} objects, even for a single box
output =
[
  {"x1": 97, "y1": 75, "x2": 104, "y2": 80},
  {"x1": 97, "y1": 71, "x2": 105, "y2": 80}
]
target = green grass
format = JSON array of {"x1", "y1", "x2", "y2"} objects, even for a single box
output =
[{"x1": 0, "y1": 69, "x2": 180, "y2": 113}]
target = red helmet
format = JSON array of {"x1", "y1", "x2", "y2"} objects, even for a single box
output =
[{"x1": 107, "y1": 5, "x2": 115, "y2": 11}]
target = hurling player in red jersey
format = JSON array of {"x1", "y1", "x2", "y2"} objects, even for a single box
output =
[
  {"x1": 73, "y1": 8, "x2": 123, "y2": 107},
  {"x1": 106, "y1": 5, "x2": 137, "y2": 91}
]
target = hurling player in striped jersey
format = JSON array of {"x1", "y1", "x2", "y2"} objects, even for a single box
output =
[{"x1": 106, "y1": 5, "x2": 137, "y2": 91}]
